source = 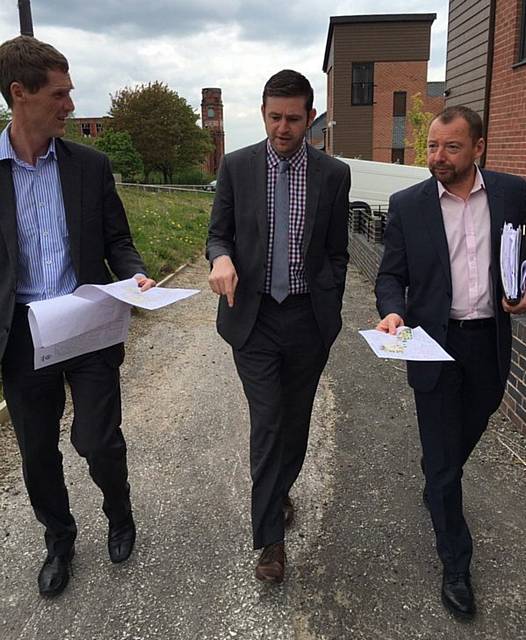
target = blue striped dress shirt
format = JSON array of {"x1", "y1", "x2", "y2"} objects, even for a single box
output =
[{"x1": 0, "y1": 126, "x2": 77, "y2": 303}]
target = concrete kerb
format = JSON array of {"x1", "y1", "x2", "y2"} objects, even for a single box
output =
[
  {"x1": 156, "y1": 262, "x2": 189, "y2": 287},
  {"x1": 0, "y1": 401, "x2": 8, "y2": 425},
  {"x1": 0, "y1": 263, "x2": 189, "y2": 428}
]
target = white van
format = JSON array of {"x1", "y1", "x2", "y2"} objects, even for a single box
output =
[{"x1": 337, "y1": 157, "x2": 430, "y2": 209}]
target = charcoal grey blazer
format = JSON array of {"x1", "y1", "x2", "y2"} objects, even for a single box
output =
[
  {"x1": 0, "y1": 138, "x2": 146, "y2": 364},
  {"x1": 207, "y1": 140, "x2": 351, "y2": 350}
]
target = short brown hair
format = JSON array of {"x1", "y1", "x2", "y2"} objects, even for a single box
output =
[
  {"x1": 262, "y1": 69, "x2": 314, "y2": 113},
  {"x1": 0, "y1": 35, "x2": 68, "y2": 108},
  {"x1": 432, "y1": 105, "x2": 484, "y2": 143}
]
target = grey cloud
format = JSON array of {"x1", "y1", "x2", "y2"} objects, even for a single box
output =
[{"x1": 25, "y1": 1, "x2": 326, "y2": 45}]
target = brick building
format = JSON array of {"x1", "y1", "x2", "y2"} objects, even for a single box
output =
[
  {"x1": 322, "y1": 14, "x2": 444, "y2": 165},
  {"x1": 201, "y1": 88, "x2": 225, "y2": 176},
  {"x1": 69, "y1": 116, "x2": 107, "y2": 138},
  {"x1": 445, "y1": 0, "x2": 526, "y2": 178},
  {"x1": 485, "y1": 0, "x2": 526, "y2": 176}
]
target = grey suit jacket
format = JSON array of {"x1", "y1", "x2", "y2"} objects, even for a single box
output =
[
  {"x1": 375, "y1": 169, "x2": 526, "y2": 392},
  {"x1": 0, "y1": 138, "x2": 146, "y2": 363},
  {"x1": 206, "y1": 140, "x2": 351, "y2": 350}
]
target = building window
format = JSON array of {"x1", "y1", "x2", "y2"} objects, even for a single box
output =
[
  {"x1": 519, "y1": 0, "x2": 526, "y2": 62},
  {"x1": 352, "y1": 63, "x2": 374, "y2": 105},
  {"x1": 81, "y1": 123, "x2": 91, "y2": 136},
  {"x1": 207, "y1": 107, "x2": 215, "y2": 118},
  {"x1": 96, "y1": 123, "x2": 103, "y2": 134},
  {"x1": 392, "y1": 149, "x2": 405, "y2": 164},
  {"x1": 393, "y1": 92, "x2": 407, "y2": 117}
]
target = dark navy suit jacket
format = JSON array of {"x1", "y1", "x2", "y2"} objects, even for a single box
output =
[
  {"x1": 0, "y1": 138, "x2": 146, "y2": 365},
  {"x1": 375, "y1": 169, "x2": 526, "y2": 392}
]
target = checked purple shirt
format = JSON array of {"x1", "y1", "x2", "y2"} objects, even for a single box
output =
[{"x1": 265, "y1": 139, "x2": 309, "y2": 296}]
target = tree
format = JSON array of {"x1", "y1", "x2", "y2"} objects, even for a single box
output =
[
  {"x1": 406, "y1": 93, "x2": 434, "y2": 167},
  {"x1": 109, "y1": 81, "x2": 213, "y2": 183},
  {"x1": 94, "y1": 130, "x2": 143, "y2": 182},
  {"x1": 0, "y1": 105, "x2": 11, "y2": 130}
]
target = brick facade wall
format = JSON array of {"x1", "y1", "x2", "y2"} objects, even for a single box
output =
[
  {"x1": 372, "y1": 62, "x2": 444, "y2": 165},
  {"x1": 349, "y1": 226, "x2": 526, "y2": 434},
  {"x1": 485, "y1": 0, "x2": 526, "y2": 178}
]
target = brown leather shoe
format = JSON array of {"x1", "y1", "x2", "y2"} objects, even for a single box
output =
[
  {"x1": 283, "y1": 495, "x2": 294, "y2": 528},
  {"x1": 255, "y1": 542, "x2": 286, "y2": 583}
]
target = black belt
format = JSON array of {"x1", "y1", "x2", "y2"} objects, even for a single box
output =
[{"x1": 448, "y1": 317, "x2": 495, "y2": 330}]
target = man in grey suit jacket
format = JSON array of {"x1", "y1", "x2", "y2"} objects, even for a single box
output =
[
  {"x1": 0, "y1": 36, "x2": 155, "y2": 597},
  {"x1": 375, "y1": 106, "x2": 526, "y2": 619},
  {"x1": 207, "y1": 70, "x2": 350, "y2": 583}
]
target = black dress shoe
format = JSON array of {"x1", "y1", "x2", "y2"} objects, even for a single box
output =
[
  {"x1": 38, "y1": 547, "x2": 74, "y2": 598},
  {"x1": 108, "y1": 516, "x2": 136, "y2": 563},
  {"x1": 442, "y1": 572, "x2": 476, "y2": 620},
  {"x1": 283, "y1": 495, "x2": 294, "y2": 528}
]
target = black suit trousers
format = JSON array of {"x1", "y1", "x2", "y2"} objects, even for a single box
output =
[
  {"x1": 233, "y1": 294, "x2": 329, "y2": 549},
  {"x1": 413, "y1": 322, "x2": 504, "y2": 574},
  {"x1": 1, "y1": 305, "x2": 131, "y2": 556}
]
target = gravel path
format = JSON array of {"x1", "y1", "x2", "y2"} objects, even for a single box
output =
[{"x1": 0, "y1": 258, "x2": 524, "y2": 640}]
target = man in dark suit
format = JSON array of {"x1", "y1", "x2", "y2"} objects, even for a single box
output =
[
  {"x1": 375, "y1": 105, "x2": 526, "y2": 619},
  {"x1": 0, "y1": 36, "x2": 155, "y2": 597},
  {"x1": 207, "y1": 70, "x2": 350, "y2": 583}
]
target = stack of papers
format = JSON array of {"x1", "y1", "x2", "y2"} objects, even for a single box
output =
[
  {"x1": 500, "y1": 222, "x2": 526, "y2": 303},
  {"x1": 359, "y1": 326, "x2": 454, "y2": 361},
  {"x1": 28, "y1": 278, "x2": 199, "y2": 369}
]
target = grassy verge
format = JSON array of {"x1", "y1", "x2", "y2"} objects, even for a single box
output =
[
  {"x1": 119, "y1": 187, "x2": 214, "y2": 282},
  {"x1": 0, "y1": 189, "x2": 210, "y2": 404}
]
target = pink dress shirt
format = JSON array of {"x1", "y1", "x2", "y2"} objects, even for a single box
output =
[{"x1": 438, "y1": 167, "x2": 494, "y2": 319}]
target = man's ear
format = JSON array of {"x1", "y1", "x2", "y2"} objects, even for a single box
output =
[
  {"x1": 307, "y1": 108, "x2": 317, "y2": 128},
  {"x1": 10, "y1": 81, "x2": 26, "y2": 105},
  {"x1": 474, "y1": 137, "x2": 485, "y2": 160}
]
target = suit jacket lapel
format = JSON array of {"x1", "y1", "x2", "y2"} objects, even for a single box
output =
[
  {"x1": 252, "y1": 141, "x2": 268, "y2": 253},
  {"x1": 422, "y1": 177, "x2": 452, "y2": 289},
  {"x1": 482, "y1": 170, "x2": 504, "y2": 291},
  {"x1": 56, "y1": 140, "x2": 82, "y2": 276},
  {"x1": 0, "y1": 159, "x2": 18, "y2": 268},
  {"x1": 303, "y1": 146, "x2": 321, "y2": 254}
]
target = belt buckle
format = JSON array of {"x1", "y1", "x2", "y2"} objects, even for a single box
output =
[{"x1": 459, "y1": 319, "x2": 465, "y2": 329}]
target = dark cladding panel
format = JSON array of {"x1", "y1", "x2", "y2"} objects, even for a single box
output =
[
  {"x1": 334, "y1": 21, "x2": 433, "y2": 62},
  {"x1": 445, "y1": 0, "x2": 492, "y2": 116}
]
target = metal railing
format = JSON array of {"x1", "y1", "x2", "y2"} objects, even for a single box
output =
[
  {"x1": 117, "y1": 183, "x2": 215, "y2": 194},
  {"x1": 348, "y1": 204, "x2": 388, "y2": 244}
]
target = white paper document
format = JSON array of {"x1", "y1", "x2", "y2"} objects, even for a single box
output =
[
  {"x1": 359, "y1": 326, "x2": 454, "y2": 361},
  {"x1": 28, "y1": 278, "x2": 199, "y2": 369},
  {"x1": 500, "y1": 222, "x2": 526, "y2": 302}
]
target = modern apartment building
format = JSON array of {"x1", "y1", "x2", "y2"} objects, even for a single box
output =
[{"x1": 322, "y1": 14, "x2": 444, "y2": 165}]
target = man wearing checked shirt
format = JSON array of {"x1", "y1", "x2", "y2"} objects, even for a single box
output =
[
  {"x1": 0, "y1": 35, "x2": 155, "y2": 597},
  {"x1": 207, "y1": 70, "x2": 350, "y2": 583}
]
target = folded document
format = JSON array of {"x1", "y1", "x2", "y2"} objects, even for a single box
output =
[
  {"x1": 28, "y1": 278, "x2": 199, "y2": 369},
  {"x1": 359, "y1": 326, "x2": 454, "y2": 361},
  {"x1": 500, "y1": 222, "x2": 526, "y2": 304}
]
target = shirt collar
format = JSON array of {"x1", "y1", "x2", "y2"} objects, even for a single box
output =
[
  {"x1": 0, "y1": 124, "x2": 57, "y2": 165},
  {"x1": 266, "y1": 138, "x2": 307, "y2": 171},
  {"x1": 437, "y1": 164, "x2": 486, "y2": 200}
]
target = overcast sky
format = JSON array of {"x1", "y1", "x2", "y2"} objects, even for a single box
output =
[{"x1": 0, "y1": 1, "x2": 449, "y2": 152}]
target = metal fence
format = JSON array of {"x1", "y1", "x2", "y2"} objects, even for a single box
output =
[
  {"x1": 117, "y1": 183, "x2": 214, "y2": 194},
  {"x1": 348, "y1": 205, "x2": 389, "y2": 244}
]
